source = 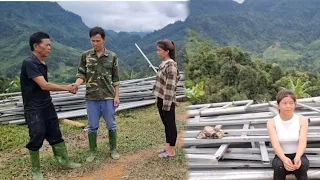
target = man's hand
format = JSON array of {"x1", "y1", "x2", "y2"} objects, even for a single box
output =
[
  {"x1": 68, "y1": 83, "x2": 78, "y2": 94},
  {"x1": 73, "y1": 83, "x2": 80, "y2": 93},
  {"x1": 114, "y1": 96, "x2": 120, "y2": 109}
]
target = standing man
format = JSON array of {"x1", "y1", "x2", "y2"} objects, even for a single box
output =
[
  {"x1": 74, "y1": 27, "x2": 120, "y2": 162},
  {"x1": 20, "y1": 32, "x2": 81, "y2": 180}
]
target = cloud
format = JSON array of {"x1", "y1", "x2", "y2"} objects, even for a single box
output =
[
  {"x1": 233, "y1": 0, "x2": 245, "y2": 4},
  {"x1": 58, "y1": 1, "x2": 189, "y2": 32}
]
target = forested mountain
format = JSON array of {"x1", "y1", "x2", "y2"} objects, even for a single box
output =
[
  {"x1": 3, "y1": 0, "x2": 320, "y2": 96},
  {"x1": 183, "y1": 29, "x2": 320, "y2": 104},
  {"x1": 187, "y1": 0, "x2": 320, "y2": 73},
  {"x1": 0, "y1": 1, "x2": 186, "y2": 89}
]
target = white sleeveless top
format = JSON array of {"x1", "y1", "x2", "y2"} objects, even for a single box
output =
[{"x1": 274, "y1": 114, "x2": 300, "y2": 154}]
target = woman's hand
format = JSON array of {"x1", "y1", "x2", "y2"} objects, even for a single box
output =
[
  {"x1": 293, "y1": 156, "x2": 302, "y2": 169},
  {"x1": 282, "y1": 157, "x2": 295, "y2": 171}
]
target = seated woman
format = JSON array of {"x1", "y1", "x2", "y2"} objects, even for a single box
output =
[{"x1": 267, "y1": 90, "x2": 309, "y2": 180}]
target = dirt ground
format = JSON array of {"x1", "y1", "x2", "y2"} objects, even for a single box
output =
[
  {"x1": 0, "y1": 103, "x2": 188, "y2": 180},
  {"x1": 69, "y1": 133, "x2": 185, "y2": 180}
]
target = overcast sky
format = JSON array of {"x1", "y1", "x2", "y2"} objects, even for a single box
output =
[
  {"x1": 58, "y1": 1, "x2": 189, "y2": 32},
  {"x1": 233, "y1": 0, "x2": 245, "y2": 3}
]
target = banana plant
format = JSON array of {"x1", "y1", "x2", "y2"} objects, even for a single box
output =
[{"x1": 185, "y1": 81, "x2": 205, "y2": 104}]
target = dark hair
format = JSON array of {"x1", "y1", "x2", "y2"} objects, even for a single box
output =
[
  {"x1": 89, "y1": 27, "x2": 105, "y2": 39},
  {"x1": 276, "y1": 89, "x2": 296, "y2": 104},
  {"x1": 157, "y1": 39, "x2": 176, "y2": 61},
  {"x1": 29, "y1": 32, "x2": 50, "y2": 51}
]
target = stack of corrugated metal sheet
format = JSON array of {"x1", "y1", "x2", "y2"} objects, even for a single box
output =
[
  {"x1": 0, "y1": 74, "x2": 185, "y2": 125},
  {"x1": 184, "y1": 97, "x2": 320, "y2": 180}
]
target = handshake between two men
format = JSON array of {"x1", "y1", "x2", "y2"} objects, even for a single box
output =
[{"x1": 68, "y1": 83, "x2": 79, "y2": 94}]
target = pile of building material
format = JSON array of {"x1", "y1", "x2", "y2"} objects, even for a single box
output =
[
  {"x1": 184, "y1": 98, "x2": 320, "y2": 180},
  {"x1": 0, "y1": 74, "x2": 185, "y2": 125}
]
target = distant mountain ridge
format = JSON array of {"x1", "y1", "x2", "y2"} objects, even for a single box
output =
[
  {"x1": 187, "y1": 0, "x2": 320, "y2": 73},
  {"x1": 0, "y1": 1, "x2": 187, "y2": 82}
]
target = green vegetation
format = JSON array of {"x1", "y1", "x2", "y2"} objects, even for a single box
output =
[
  {"x1": 182, "y1": 0, "x2": 320, "y2": 103},
  {"x1": 0, "y1": 103, "x2": 187, "y2": 180},
  {"x1": 0, "y1": 77, "x2": 10, "y2": 94},
  {"x1": 186, "y1": 0, "x2": 320, "y2": 74},
  {"x1": 120, "y1": 70, "x2": 141, "y2": 81},
  {"x1": 184, "y1": 29, "x2": 320, "y2": 104},
  {"x1": 5, "y1": 76, "x2": 21, "y2": 93},
  {"x1": 185, "y1": 81, "x2": 205, "y2": 104},
  {"x1": 0, "y1": 1, "x2": 186, "y2": 86},
  {"x1": 3, "y1": 0, "x2": 320, "y2": 89}
]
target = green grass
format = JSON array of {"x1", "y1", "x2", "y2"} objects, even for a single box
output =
[
  {"x1": 0, "y1": 124, "x2": 29, "y2": 151},
  {"x1": 0, "y1": 103, "x2": 187, "y2": 180},
  {"x1": 124, "y1": 147, "x2": 187, "y2": 180},
  {"x1": 0, "y1": 117, "x2": 87, "y2": 152}
]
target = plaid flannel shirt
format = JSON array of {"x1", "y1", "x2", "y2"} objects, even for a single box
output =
[{"x1": 153, "y1": 59, "x2": 179, "y2": 111}]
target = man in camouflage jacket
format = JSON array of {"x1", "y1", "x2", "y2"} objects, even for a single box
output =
[{"x1": 74, "y1": 27, "x2": 120, "y2": 161}]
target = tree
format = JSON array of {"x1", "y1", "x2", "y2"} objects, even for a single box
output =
[
  {"x1": 220, "y1": 62, "x2": 238, "y2": 86},
  {"x1": 120, "y1": 70, "x2": 140, "y2": 80},
  {"x1": 0, "y1": 77, "x2": 9, "y2": 93},
  {"x1": 269, "y1": 64, "x2": 284, "y2": 83},
  {"x1": 237, "y1": 66, "x2": 258, "y2": 99},
  {"x1": 185, "y1": 81, "x2": 205, "y2": 104},
  {"x1": 183, "y1": 28, "x2": 320, "y2": 104},
  {"x1": 281, "y1": 78, "x2": 320, "y2": 98},
  {"x1": 5, "y1": 76, "x2": 21, "y2": 93}
]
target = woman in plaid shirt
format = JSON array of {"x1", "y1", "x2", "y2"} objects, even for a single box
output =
[{"x1": 153, "y1": 39, "x2": 179, "y2": 158}]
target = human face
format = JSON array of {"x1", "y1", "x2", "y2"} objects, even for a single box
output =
[
  {"x1": 157, "y1": 46, "x2": 169, "y2": 60},
  {"x1": 34, "y1": 38, "x2": 51, "y2": 58},
  {"x1": 90, "y1": 34, "x2": 106, "y2": 52},
  {"x1": 278, "y1": 96, "x2": 296, "y2": 116}
]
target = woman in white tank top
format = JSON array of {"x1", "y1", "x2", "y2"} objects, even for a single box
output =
[{"x1": 267, "y1": 90, "x2": 309, "y2": 180}]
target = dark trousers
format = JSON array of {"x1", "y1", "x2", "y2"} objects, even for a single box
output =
[
  {"x1": 272, "y1": 153, "x2": 309, "y2": 180},
  {"x1": 157, "y1": 97, "x2": 177, "y2": 147},
  {"x1": 25, "y1": 102, "x2": 64, "y2": 151}
]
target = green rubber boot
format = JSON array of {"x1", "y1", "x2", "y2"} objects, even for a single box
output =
[
  {"x1": 86, "y1": 132, "x2": 97, "y2": 162},
  {"x1": 109, "y1": 130, "x2": 120, "y2": 160},
  {"x1": 51, "y1": 141, "x2": 81, "y2": 168},
  {"x1": 29, "y1": 150, "x2": 44, "y2": 180}
]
